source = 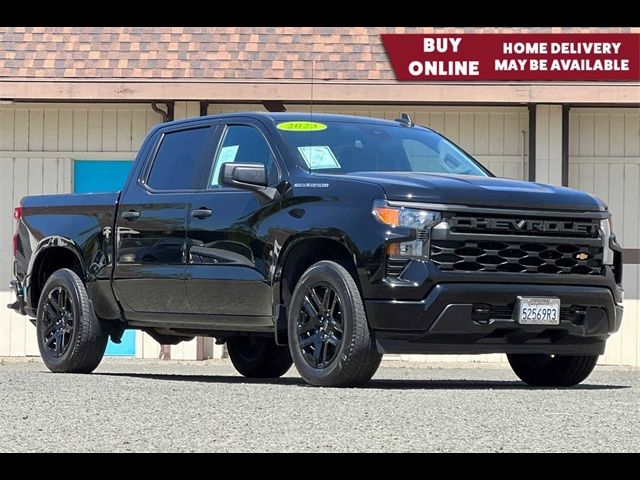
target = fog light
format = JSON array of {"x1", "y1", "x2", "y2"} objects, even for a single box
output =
[{"x1": 471, "y1": 304, "x2": 492, "y2": 324}]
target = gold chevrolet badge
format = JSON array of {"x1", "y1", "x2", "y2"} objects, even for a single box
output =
[{"x1": 575, "y1": 252, "x2": 590, "y2": 260}]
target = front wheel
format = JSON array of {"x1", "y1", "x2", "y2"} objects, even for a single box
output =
[
  {"x1": 36, "y1": 268, "x2": 108, "y2": 373},
  {"x1": 227, "y1": 336, "x2": 293, "y2": 378},
  {"x1": 507, "y1": 353, "x2": 598, "y2": 387},
  {"x1": 288, "y1": 261, "x2": 382, "y2": 387}
]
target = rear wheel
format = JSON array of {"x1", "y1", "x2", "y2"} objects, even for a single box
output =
[
  {"x1": 227, "y1": 336, "x2": 293, "y2": 378},
  {"x1": 288, "y1": 260, "x2": 382, "y2": 387},
  {"x1": 507, "y1": 353, "x2": 598, "y2": 387},
  {"x1": 36, "y1": 268, "x2": 108, "y2": 373}
]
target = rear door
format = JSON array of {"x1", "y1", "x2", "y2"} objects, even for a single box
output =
[
  {"x1": 113, "y1": 123, "x2": 217, "y2": 317},
  {"x1": 185, "y1": 119, "x2": 283, "y2": 324}
]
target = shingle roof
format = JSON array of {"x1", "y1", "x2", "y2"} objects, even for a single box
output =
[{"x1": 0, "y1": 27, "x2": 636, "y2": 81}]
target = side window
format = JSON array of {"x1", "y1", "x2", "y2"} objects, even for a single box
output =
[
  {"x1": 146, "y1": 127, "x2": 211, "y2": 190},
  {"x1": 209, "y1": 125, "x2": 277, "y2": 188}
]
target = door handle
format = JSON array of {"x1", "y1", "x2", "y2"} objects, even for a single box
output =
[
  {"x1": 121, "y1": 210, "x2": 141, "y2": 221},
  {"x1": 191, "y1": 208, "x2": 213, "y2": 219}
]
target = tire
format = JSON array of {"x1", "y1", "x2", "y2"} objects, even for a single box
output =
[
  {"x1": 227, "y1": 336, "x2": 293, "y2": 378},
  {"x1": 36, "y1": 268, "x2": 108, "y2": 373},
  {"x1": 507, "y1": 353, "x2": 598, "y2": 387},
  {"x1": 288, "y1": 260, "x2": 382, "y2": 387}
]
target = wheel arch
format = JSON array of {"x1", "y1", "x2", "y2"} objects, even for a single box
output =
[
  {"x1": 27, "y1": 237, "x2": 87, "y2": 312},
  {"x1": 276, "y1": 235, "x2": 361, "y2": 308}
]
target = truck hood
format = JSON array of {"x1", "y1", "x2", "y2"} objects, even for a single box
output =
[{"x1": 344, "y1": 172, "x2": 605, "y2": 212}]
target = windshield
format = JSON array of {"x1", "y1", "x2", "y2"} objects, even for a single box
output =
[{"x1": 276, "y1": 120, "x2": 489, "y2": 177}]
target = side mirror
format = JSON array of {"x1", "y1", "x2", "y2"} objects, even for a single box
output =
[
  {"x1": 220, "y1": 163, "x2": 268, "y2": 190},
  {"x1": 219, "y1": 162, "x2": 280, "y2": 203}
]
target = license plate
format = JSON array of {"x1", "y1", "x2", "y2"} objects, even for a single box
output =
[{"x1": 515, "y1": 296, "x2": 560, "y2": 325}]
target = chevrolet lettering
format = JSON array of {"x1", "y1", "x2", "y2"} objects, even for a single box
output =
[{"x1": 450, "y1": 217, "x2": 598, "y2": 236}]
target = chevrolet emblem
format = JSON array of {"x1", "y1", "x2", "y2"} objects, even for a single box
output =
[{"x1": 575, "y1": 252, "x2": 590, "y2": 261}]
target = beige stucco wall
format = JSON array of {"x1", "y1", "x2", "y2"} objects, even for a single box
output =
[
  {"x1": 0, "y1": 101, "x2": 221, "y2": 360},
  {"x1": 0, "y1": 102, "x2": 162, "y2": 357},
  {"x1": 568, "y1": 107, "x2": 640, "y2": 366}
]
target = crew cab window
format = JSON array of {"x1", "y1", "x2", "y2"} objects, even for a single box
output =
[
  {"x1": 209, "y1": 125, "x2": 277, "y2": 188},
  {"x1": 146, "y1": 127, "x2": 211, "y2": 191}
]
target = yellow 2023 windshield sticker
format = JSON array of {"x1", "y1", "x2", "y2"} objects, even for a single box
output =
[{"x1": 277, "y1": 121, "x2": 327, "y2": 132}]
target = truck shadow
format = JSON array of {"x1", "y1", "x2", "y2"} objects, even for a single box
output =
[{"x1": 94, "y1": 372, "x2": 629, "y2": 390}]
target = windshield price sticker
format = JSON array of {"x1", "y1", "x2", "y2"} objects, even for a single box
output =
[{"x1": 298, "y1": 146, "x2": 340, "y2": 170}]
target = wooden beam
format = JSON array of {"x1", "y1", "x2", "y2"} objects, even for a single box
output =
[{"x1": 2, "y1": 80, "x2": 639, "y2": 105}]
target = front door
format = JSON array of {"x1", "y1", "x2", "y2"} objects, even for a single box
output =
[
  {"x1": 113, "y1": 125, "x2": 216, "y2": 319},
  {"x1": 74, "y1": 160, "x2": 136, "y2": 355},
  {"x1": 185, "y1": 122, "x2": 283, "y2": 324}
]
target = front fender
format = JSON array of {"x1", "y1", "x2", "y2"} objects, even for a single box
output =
[
  {"x1": 271, "y1": 215, "x2": 392, "y2": 307},
  {"x1": 276, "y1": 230, "x2": 361, "y2": 276},
  {"x1": 272, "y1": 179, "x2": 390, "y2": 301}
]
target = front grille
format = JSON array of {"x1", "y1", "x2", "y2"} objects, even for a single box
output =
[{"x1": 431, "y1": 239, "x2": 603, "y2": 275}]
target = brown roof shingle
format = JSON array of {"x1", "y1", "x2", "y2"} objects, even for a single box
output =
[{"x1": 0, "y1": 27, "x2": 636, "y2": 81}]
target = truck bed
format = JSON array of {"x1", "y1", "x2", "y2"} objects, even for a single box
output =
[
  {"x1": 15, "y1": 192, "x2": 121, "y2": 314},
  {"x1": 20, "y1": 192, "x2": 120, "y2": 259}
]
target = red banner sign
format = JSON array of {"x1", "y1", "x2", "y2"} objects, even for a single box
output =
[{"x1": 380, "y1": 33, "x2": 640, "y2": 81}]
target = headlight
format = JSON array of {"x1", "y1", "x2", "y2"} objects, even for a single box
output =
[
  {"x1": 600, "y1": 218, "x2": 614, "y2": 265},
  {"x1": 372, "y1": 200, "x2": 441, "y2": 257},
  {"x1": 372, "y1": 199, "x2": 441, "y2": 229}
]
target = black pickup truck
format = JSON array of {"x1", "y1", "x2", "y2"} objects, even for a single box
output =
[{"x1": 8, "y1": 112, "x2": 624, "y2": 387}]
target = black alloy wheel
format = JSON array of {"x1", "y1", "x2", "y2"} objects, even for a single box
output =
[
  {"x1": 296, "y1": 282, "x2": 344, "y2": 369},
  {"x1": 36, "y1": 268, "x2": 108, "y2": 373},
  {"x1": 41, "y1": 286, "x2": 75, "y2": 357},
  {"x1": 288, "y1": 261, "x2": 382, "y2": 387},
  {"x1": 232, "y1": 335, "x2": 267, "y2": 362}
]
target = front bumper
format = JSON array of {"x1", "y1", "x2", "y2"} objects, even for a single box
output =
[
  {"x1": 367, "y1": 282, "x2": 623, "y2": 356},
  {"x1": 7, "y1": 279, "x2": 26, "y2": 315}
]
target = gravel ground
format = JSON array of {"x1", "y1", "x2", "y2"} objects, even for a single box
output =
[{"x1": 1, "y1": 357, "x2": 638, "y2": 452}]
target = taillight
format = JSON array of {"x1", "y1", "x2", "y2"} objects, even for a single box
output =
[{"x1": 12, "y1": 206, "x2": 22, "y2": 257}]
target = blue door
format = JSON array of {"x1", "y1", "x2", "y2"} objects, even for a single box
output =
[{"x1": 74, "y1": 160, "x2": 136, "y2": 356}]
